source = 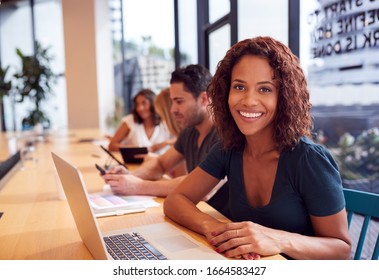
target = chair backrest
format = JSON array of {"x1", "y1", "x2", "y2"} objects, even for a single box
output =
[{"x1": 343, "y1": 188, "x2": 379, "y2": 260}]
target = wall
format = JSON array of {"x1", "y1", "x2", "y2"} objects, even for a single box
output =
[{"x1": 61, "y1": 0, "x2": 114, "y2": 129}]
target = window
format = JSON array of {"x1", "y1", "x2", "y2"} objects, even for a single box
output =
[
  {"x1": 177, "y1": 0, "x2": 197, "y2": 67},
  {"x1": 209, "y1": 24, "x2": 230, "y2": 74},
  {"x1": 209, "y1": 0, "x2": 229, "y2": 23},
  {"x1": 111, "y1": 0, "x2": 175, "y2": 113},
  {"x1": 301, "y1": 0, "x2": 379, "y2": 193},
  {"x1": 0, "y1": 0, "x2": 66, "y2": 131},
  {"x1": 238, "y1": 0, "x2": 288, "y2": 43}
]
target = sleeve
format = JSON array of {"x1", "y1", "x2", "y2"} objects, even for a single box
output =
[
  {"x1": 198, "y1": 141, "x2": 227, "y2": 180},
  {"x1": 119, "y1": 114, "x2": 135, "y2": 145},
  {"x1": 173, "y1": 128, "x2": 187, "y2": 155},
  {"x1": 296, "y1": 144, "x2": 345, "y2": 217}
]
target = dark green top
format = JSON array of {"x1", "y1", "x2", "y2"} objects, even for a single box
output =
[{"x1": 199, "y1": 137, "x2": 345, "y2": 236}]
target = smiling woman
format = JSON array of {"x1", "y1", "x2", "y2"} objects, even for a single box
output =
[{"x1": 164, "y1": 36, "x2": 352, "y2": 260}]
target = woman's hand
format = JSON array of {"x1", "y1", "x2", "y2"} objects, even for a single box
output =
[
  {"x1": 197, "y1": 219, "x2": 257, "y2": 259},
  {"x1": 209, "y1": 221, "x2": 283, "y2": 259}
]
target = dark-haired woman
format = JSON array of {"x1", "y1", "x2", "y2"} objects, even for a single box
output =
[
  {"x1": 164, "y1": 37, "x2": 351, "y2": 260},
  {"x1": 108, "y1": 89, "x2": 170, "y2": 154}
]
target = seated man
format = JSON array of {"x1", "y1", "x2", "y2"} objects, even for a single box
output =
[{"x1": 102, "y1": 64, "x2": 229, "y2": 217}]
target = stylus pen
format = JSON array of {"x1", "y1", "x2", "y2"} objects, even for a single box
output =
[{"x1": 100, "y1": 145, "x2": 128, "y2": 169}]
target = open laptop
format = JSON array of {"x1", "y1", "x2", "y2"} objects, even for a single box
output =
[{"x1": 51, "y1": 152, "x2": 226, "y2": 260}]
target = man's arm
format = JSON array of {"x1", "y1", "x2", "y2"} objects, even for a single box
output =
[
  {"x1": 131, "y1": 145, "x2": 185, "y2": 180},
  {"x1": 107, "y1": 174, "x2": 186, "y2": 197}
]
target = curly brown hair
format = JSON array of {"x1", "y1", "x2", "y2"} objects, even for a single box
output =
[{"x1": 207, "y1": 36, "x2": 313, "y2": 151}]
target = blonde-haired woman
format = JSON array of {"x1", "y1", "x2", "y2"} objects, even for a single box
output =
[
  {"x1": 150, "y1": 87, "x2": 186, "y2": 177},
  {"x1": 155, "y1": 88, "x2": 181, "y2": 137}
]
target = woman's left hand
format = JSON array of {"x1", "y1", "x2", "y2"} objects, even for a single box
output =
[{"x1": 209, "y1": 221, "x2": 282, "y2": 259}]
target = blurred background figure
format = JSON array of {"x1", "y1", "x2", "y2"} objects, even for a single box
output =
[
  {"x1": 149, "y1": 87, "x2": 180, "y2": 152},
  {"x1": 107, "y1": 89, "x2": 171, "y2": 155},
  {"x1": 151, "y1": 87, "x2": 186, "y2": 177}
]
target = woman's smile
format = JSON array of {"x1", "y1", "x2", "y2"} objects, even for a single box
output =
[
  {"x1": 228, "y1": 55, "x2": 278, "y2": 138},
  {"x1": 238, "y1": 110, "x2": 263, "y2": 119}
]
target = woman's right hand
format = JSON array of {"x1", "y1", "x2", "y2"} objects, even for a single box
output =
[{"x1": 200, "y1": 219, "x2": 226, "y2": 243}]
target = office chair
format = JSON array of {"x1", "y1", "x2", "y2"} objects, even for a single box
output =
[{"x1": 343, "y1": 188, "x2": 379, "y2": 260}]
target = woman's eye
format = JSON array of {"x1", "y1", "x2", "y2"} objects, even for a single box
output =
[
  {"x1": 233, "y1": 84, "x2": 245, "y2": 91},
  {"x1": 260, "y1": 87, "x2": 271, "y2": 93}
]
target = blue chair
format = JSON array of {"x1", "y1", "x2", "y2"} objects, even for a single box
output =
[{"x1": 343, "y1": 188, "x2": 379, "y2": 260}]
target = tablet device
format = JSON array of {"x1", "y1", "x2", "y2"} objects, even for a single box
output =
[{"x1": 119, "y1": 147, "x2": 148, "y2": 164}]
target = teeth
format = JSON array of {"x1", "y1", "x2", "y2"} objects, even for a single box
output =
[{"x1": 239, "y1": 111, "x2": 263, "y2": 118}]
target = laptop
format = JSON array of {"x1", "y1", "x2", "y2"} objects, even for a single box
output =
[{"x1": 51, "y1": 152, "x2": 226, "y2": 260}]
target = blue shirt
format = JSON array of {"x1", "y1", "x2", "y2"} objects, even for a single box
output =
[{"x1": 199, "y1": 137, "x2": 345, "y2": 236}]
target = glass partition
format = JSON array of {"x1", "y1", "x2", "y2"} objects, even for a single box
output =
[
  {"x1": 209, "y1": 24, "x2": 230, "y2": 74},
  {"x1": 178, "y1": 0, "x2": 197, "y2": 66},
  {"x1": 34, "y1": 0, "x2": 67, "y2": 130},
  {"x1": 0, "y1": 0, "x2": 66, "y2": 131},
  {"x1": 209, "y1": 0, "x2": 229, "y2": 23},
  {"x1": 0, "y1": 1, "x2": 33, "y2": 131},
  {"x1": 114, "y1": 0, "x2": 175, "y2": 113},
  {"x1": 301, "y1": 0, "x2": 379, "y2": 194},
  {"x1": 238, "y1": 0, "x2": 288, "y2": 43}
]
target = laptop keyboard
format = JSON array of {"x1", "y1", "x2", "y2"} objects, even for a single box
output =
[{"x1": 104, "y1": 232, "x2": 167, "y2": 260}]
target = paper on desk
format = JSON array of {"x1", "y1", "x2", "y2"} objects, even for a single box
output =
[
  {"x1": 89, "y1": 192, "x2": 159, "y2": 209},
  {"x1": 88, "y1": 185, "x2": 159, "y2": 212},
  {"x1": 88, "y1": 192, "x2": 159, "y2": 218}
]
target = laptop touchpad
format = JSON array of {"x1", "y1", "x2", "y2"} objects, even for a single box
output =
[{"x1": 156, "y1": 235, "x2": 199, "y2": 252}]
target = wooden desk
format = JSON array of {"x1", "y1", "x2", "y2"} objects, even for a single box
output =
[{"x1": 0, "y1": 129, "x2": 283, "y2": 260}]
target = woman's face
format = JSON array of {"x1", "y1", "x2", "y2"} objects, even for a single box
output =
[
  {"x1": 135, "y1": 95, "x2": 152, "y2": 120},
  {"x1": 228, "y1": 55, "x2": 278, "y2": 139}
]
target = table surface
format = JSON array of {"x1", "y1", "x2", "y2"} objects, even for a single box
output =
[{"x1": 0, "y1": 129, "x2": 283, "y2": 260}]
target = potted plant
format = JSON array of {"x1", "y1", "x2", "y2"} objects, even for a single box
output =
[
  {"x1": 0, "y1": 65, "x2": 12, "y2": 131},
  {"x1": 0, "y1": 65, "x2": 12, "y2": 98},
  {"x1": 14, "y1": 42, "x2": 57, "y2": 130},
  {"x1": 335, "y1": 128, "x2": 379, "y2": 194}
]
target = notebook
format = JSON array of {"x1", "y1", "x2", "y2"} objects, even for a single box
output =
[
  {"x1": 88, "y1": 192, "x2": 147, "y2": 218},
  {"x1": 51, "y1": 152, "x2": 226, "y2": 260},
  {"x1": 88, "y1": 190, "x2": 160, "y2": 218}
]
